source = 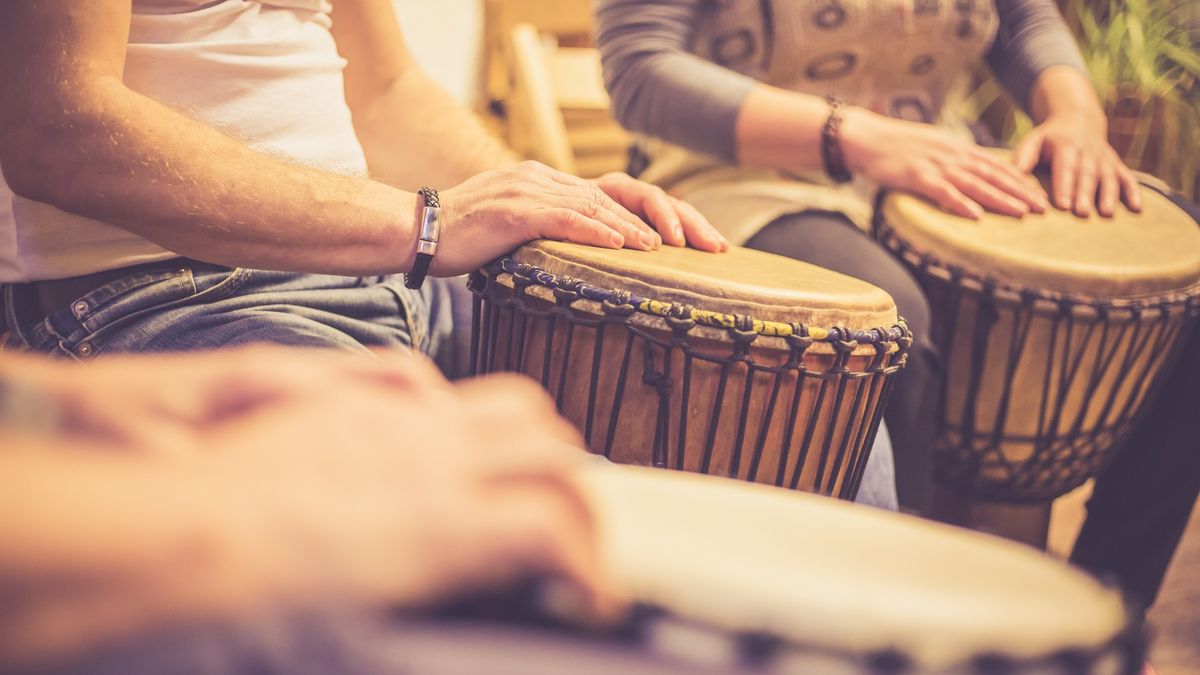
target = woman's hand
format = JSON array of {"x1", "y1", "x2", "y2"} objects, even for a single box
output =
[
  {"x1": 840, "y1": 108, "x2": 1050, "y2": 220},
  {"x1": 1012, "y1": 112, "x2": 1143, "y2": 218}
]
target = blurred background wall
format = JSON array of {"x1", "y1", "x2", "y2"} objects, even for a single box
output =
[{"x1": 391, "y1": 0, "x2": 483, "y2": 106}]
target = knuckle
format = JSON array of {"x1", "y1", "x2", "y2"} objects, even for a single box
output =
[
  {"x1": 583, "y1": 190, "x2": 606, "y2": 219},
  {"x1": 574, "y1": 197, "x2": 598, "y2": 220}
]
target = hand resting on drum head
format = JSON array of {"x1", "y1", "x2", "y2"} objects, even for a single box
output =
[{"x1": 430, "y1": 162, "x2": 728, "y2": 278}]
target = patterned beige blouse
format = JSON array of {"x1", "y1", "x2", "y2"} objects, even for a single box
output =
[{"x1": 597, "y1": 0, "x2": 1086, "y2": 241}]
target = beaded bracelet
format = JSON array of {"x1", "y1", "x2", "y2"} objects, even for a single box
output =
[{"x1": 821, "y1": 95, "x2": 853, "y2": 184}]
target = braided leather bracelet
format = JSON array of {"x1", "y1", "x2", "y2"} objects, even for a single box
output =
[
  {"x1": 404, "y1": 186, "x2": 441, "y2": 290},
  {"x1": 821, "y1": 96, "x2": 853, "y2": 184}
]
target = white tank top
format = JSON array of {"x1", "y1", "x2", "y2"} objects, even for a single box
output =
[{"x1": 1, "y1": 0, "x2": 369, "y2": 282}]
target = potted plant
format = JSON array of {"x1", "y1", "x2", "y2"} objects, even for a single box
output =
[{"x1": 964, "y1": 0, "x2": 1200, "y2": 199}]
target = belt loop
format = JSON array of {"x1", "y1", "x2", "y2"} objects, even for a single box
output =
[{"x1": 0, "y1": 284, "x2": 10, "y2": 338}]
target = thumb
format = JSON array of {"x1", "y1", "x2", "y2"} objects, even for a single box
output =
[{"x1": 1012, "y1": 130, "x2": 1044, "y2": 174}]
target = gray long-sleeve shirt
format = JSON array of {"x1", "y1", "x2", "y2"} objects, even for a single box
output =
[{"x1": 596, "y1": 0, "x2": 1088, "y2": 162}]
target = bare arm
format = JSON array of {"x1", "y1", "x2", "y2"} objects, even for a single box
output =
[
  {"x1": 0, "y1": 348, "x2": 616, "y2": 670},
  {"x1": 596, "y1": 0, "x2": 1044, "y2": 219},
  {"x1": 0, "y1": 1, "x2": 422, "y2": 276},
  {"x1": 332, "y1": 0, "x2": 519, "y2": 189},
  {"x1": 334, "y1": 0, "x2": 723, "y2": 251},
  {"x1": 0, "y1": 1, "x2": 691, "y2": 276}
]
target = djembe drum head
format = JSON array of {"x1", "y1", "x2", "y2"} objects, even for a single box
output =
[{"x1": 470, "y1": 242, "x2": 910, "y2": 499}]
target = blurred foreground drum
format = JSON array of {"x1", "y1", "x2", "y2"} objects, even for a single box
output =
[
  {"x1": 408, "y1": 465, "x2": 1139, "y2": 674},
  {"x1": 565, "y1": 464, "x2": 1141, "y2": 674},
  {"x1": 46, "y1": 467, "x2": 1143, "y2": 675},
  {"x1": 876, "y1": 185, "x2": 1200, "y2": 545},
  {"x1": 469, "y1": 242, "x2": 910, "y2": 499}
]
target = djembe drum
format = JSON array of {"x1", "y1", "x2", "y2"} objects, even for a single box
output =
[
  {"x1": 469, "y1": 242, "x2": 910, "y2": 499},
  {"x1": 86, "y1": 466, "x2": 1140, "y2": 675},
  {"x1": 876, "y1": 185, "x2": 1200, "y2": 546},
  {"x1": 393, "y1": 464, "x2": 1141, "y2": 675}
]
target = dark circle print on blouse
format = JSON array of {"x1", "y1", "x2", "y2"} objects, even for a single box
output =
[
  {"x1": 710, "y1": 28, "x2": 758, "y2": 68},
  {"x1": 813, "y1": 1, "x2": 848, "y2": 29},
  {"x1": 913, "y1": 0, "x2": 940, "y2": 16},
  {"x1": 909, "y1": 54, "x2": 936, "y2": 76},
  {"x1": 805, "y1": 52, "x2": 858, "y2": 81},
  {"x1": 955, "y1": 0, "x2": 979, "y2": 39}
]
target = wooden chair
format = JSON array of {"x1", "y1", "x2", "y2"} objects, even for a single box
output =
[
  {"x1": 503, "y1": 22, "x2": 631, "y2": 177},
  {"x1": 482, "y1": 0, "x2": 594, "y2": 112}
]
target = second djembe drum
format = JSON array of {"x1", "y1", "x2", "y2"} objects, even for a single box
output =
[
  {"x1": 469, "y1": 242, "x2": 910, "y2": 500},
  {"x1": 876, "y1": 185, "x2": 1200, "y2": 545}
]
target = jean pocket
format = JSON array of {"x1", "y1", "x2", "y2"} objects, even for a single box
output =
[
  {"x1": 18, "y1": 266, "x2": 256, "y2": 358},
  {"x1": 76, "y1": 268, "x2": 203, "y2": 334}
]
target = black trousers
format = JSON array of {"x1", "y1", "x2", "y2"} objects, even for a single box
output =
[
  {"x1": 1070, "y1": 195, "x2": 1200, "y2": 610},
  {"x1": 745, "y1": 212, "x2": 940, "y2": 514},
  {"x1": 1070, "y1": 326, "x2": 1200, "y2": 610}
]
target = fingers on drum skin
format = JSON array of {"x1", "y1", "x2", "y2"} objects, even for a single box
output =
[
  {"x1": 917, "y1": 174, "x2": 982, "y2": 220},
  {"x1": 1073, "y1": 157, "x2": 1099, "y2": 218},
  {"x1": 545, "y1": 167, "x2": 658, "y2": 250},
  {"x1": 1011, "y1": 131, "x2": 1044, "y2": 174},
  {"x1": 970, "y1": 152, "x2": 1048, "y2": 212},
  {"x1": 1097, "y1": 163, "x2": 1120, "y2": 218},
  {"x1": 532, "y1": 208, "x2": 625, "y2": 248},
  {"x1": 596, "y1": 172, "x2": 678, "y2": 247},
  {"x1": 948, "y1": 168, "x2": 1030, "y2": 218},
  {"x1": 670, "y1": 196, "x2": 728, "y2": 252},
  {"x1": 1117, "y1": 165, "x2": 1143, "y2": 212},
  {"x1": 589, "y1": 180, "x2": 662, "y2": 248},
  {"x1": 648, "y1": 193, "x2": 686, "y2": 247},
  {"x1": 1051, "y1": 146, "x2": 1081, "y2": 211}
]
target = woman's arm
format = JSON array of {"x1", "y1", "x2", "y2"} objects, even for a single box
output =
[
  {"x1": 597, "y1": 0, "x2": 754, "y2": 163},
  {"x1": 596, "y1": 0, "x2": 1045, "y2": 219},
  {"x1": 985, "y1": 0, "x2": 1089, "y2": 111},
  {"x1": 989, "y1": 0, "x2": 1142, "y2": 217}
]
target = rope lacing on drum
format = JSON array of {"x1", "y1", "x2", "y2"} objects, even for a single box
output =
[
  {"x1": 875, "y1": 217, "x2": 1200, "y2": 314},
  {"x1": 488, "y1": 257, "x2": 909, "y2": 349},
  {"x1": 875, "y1": 211, "x2": 1200, "y2": 502}
]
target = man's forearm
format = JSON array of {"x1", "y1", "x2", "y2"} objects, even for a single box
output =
[
  {"x1": 1, "y1": 76, "x2": 421, "y2": 276},
  {"x1": 350, "y1": 65, "x2": 519, "y2": 189}
]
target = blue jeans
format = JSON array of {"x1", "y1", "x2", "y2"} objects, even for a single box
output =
[
  {"x1": 2, "y1": 266, "x2": 466, "y2": 370},
  {"x1": 0, "y1": 263, "x2": 895, "y2": 509}
]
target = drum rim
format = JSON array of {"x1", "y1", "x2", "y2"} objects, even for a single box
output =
[
  {"x1": 473, "y1": 255, "x2": 914, "y2": 351},
  {"x1": 615, "y1": 598, "x2": 1146, "y2": 675},
  {"x1": 579, "y1": 466, "x2": 1147, "y2": 674},
  {"x1": 875, "y1": 215, "x2": 1200, "y2": 314},
  {"x1": 873, "y1": 185, "x2": 1200, "y2": 308}
]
